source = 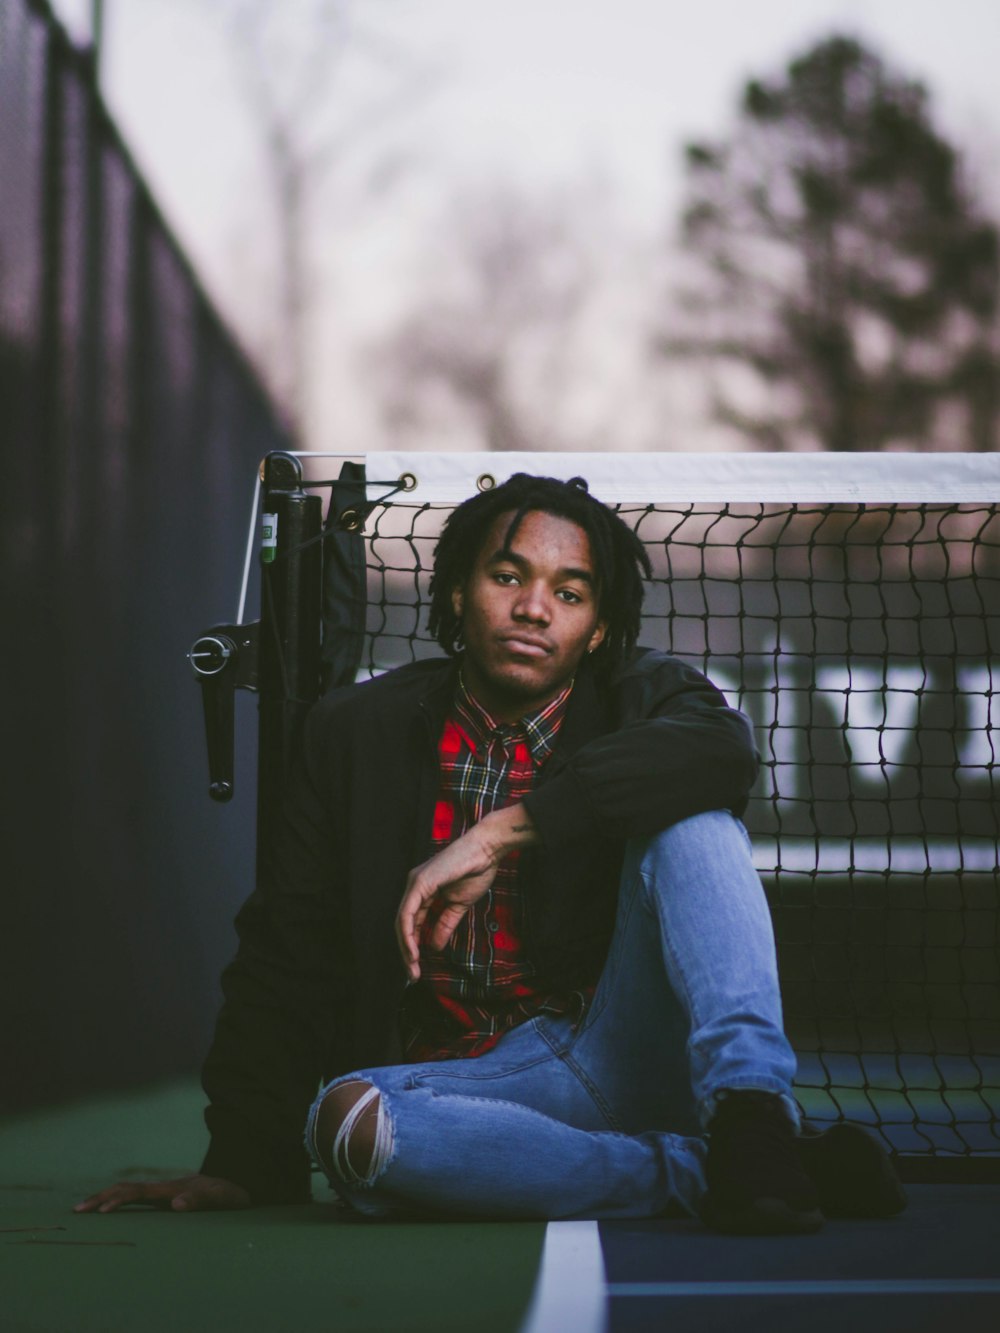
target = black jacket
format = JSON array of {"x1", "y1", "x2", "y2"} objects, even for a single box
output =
[{"x1": 200, "y1": 648, "x2": 759, "y2": 1203}]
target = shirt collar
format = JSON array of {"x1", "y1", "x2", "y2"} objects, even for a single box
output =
[{"x1": 454, "y1": 672, "x2": 573, "y2": 767}]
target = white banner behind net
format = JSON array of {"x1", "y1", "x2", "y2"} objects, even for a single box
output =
[{"x1": 370, "y1": 451, "x2": 1000, "y2": 504}]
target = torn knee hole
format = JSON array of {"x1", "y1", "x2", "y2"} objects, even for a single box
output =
[{"x1": 317, "y1": 1080, "x2": 390, "y2": 1187}]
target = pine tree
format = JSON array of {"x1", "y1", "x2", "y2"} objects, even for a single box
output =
[{"x1": 661, "y1": 36, "x2": 999, "y2": 452}]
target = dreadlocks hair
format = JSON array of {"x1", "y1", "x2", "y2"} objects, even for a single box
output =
[{"x1": 427, "y1": 473, "x2": 652, "y2": 678}]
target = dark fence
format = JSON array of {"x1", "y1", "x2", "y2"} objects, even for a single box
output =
[{"x1": 1, "y1": 0, "x2": 288, "y2": 1111}]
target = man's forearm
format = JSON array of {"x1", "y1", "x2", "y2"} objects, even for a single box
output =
[
  {"x1": 395, "y1": 803, "x2": 541, "y2": 978},
  {"x1": 476, "y1": 802, "x2": 540, "y2": 858}
]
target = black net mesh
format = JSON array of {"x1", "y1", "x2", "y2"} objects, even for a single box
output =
[{"x1": 349, "y1": 496, "x2": 1000, "y2": 1161}]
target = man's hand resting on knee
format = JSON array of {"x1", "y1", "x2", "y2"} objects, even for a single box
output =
[
  {"x1": 74, "y1": 1173, "x2": 250, "y2": 1214},
  {"x1": 396, "y1": 803, "x2": 538, "y2": 982}
]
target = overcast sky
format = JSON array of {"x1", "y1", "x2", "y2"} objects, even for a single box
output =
[
  {"x1": 55, "y1": 0, "x2": 1000, "y2": 220},
  {"x1": 49, "y1": 0, "x2": 1000, "y2": 449}
]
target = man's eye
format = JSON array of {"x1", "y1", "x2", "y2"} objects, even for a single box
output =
[
  {"x1": 494, "y1": 571, "x2": 519, "y2": 585},
  {"x1": 557, "y1": 589, "x2": 583, "y2": 603}
]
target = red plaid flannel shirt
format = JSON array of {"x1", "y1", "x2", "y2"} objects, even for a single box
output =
[{"x1": 399, "y1": 675, "x2": 590, "y2": 1061}]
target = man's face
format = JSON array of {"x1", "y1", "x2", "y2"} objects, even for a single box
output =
[{"x1": 452, "y1": 508, "x2": 607, "y2": 721}]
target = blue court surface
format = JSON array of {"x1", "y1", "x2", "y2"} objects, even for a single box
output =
[
  {"x1": 3, "y1": 1081, "x2": 998, "y2": 1332},
  {"x1": 524, "y1": 1192, "x2": 1000, "y2": 1332}
]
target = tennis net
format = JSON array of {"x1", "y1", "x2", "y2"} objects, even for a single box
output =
[{"x1": 288, "y1": 451, "x2": 1000, "y2": 1168}]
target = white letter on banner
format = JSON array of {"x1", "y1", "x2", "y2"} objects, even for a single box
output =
[
  {"x1": 957, "y1": 665, "x2": 997, "y2": 769},
  {"x1": 814, "y1": 664, "x2": 924, "y2": 769}
]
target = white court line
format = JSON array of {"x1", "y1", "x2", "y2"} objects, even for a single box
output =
[
  {"x1": 609, "y1": 1279, "x2": 1000, "y2": 1298},
  {"x1": 520, "y1": 1221, "x2": 607, "y2": 1333},
  {"x1": 517, "y1": 1233, "x2": 1000, "y2": 1327}
]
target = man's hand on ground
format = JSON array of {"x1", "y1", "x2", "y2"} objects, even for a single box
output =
[
  {"x1": 73, "y1": 1173, "x2": 251, "y2": 1214},
  {"x1": 396, "y1": 803, "x2": 539, "y2": 981}
]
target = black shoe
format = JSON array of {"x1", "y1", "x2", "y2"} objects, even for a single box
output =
[
  {"x1": 796, "y1": 1122, "x2": 907, "y2": 1219},
  {"x1": 701, "y1": 1091, "x2": 824, "y2": 1235}
]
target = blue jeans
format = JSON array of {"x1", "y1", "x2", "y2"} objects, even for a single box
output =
[{"x1": 305, "y1": 810, "x2": 798, "y2": 1219}]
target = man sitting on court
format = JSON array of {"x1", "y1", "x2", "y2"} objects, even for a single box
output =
[{"x1": 77, "y1": 472, "x2": 905, "y2": 1233}]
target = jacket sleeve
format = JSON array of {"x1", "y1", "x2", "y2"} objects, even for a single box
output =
[
  {"x1": 199, "y1": 709, "x2": 350, "y2": 1205},
  {"x1": 522, "y1": 651, "x2": 759, "y2": 848}
]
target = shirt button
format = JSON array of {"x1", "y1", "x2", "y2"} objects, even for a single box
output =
[{"x1": 487, "y1": 920, "x2": 499, "y2": 933}]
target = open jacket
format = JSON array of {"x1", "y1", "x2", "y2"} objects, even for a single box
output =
[{"x1": 200, "y1": 647, "x2": 759, "y2": 1203}]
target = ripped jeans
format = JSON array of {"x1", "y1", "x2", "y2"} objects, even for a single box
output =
[{"x1": 304, "y1": 811, "x2": 798, "y2": 1220}]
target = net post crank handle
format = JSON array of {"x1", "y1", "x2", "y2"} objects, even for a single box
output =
[{"x1": 187, "y1": 622, "x2": 259, "y2": 801}]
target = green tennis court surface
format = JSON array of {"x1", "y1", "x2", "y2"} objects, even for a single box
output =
[
  {"x1": 0, "y1": 1081, "x2": 544, "y2": 1333},
  {"x1": 5, "y1": 1082, "x2": 1000, "y2": 1332}
]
